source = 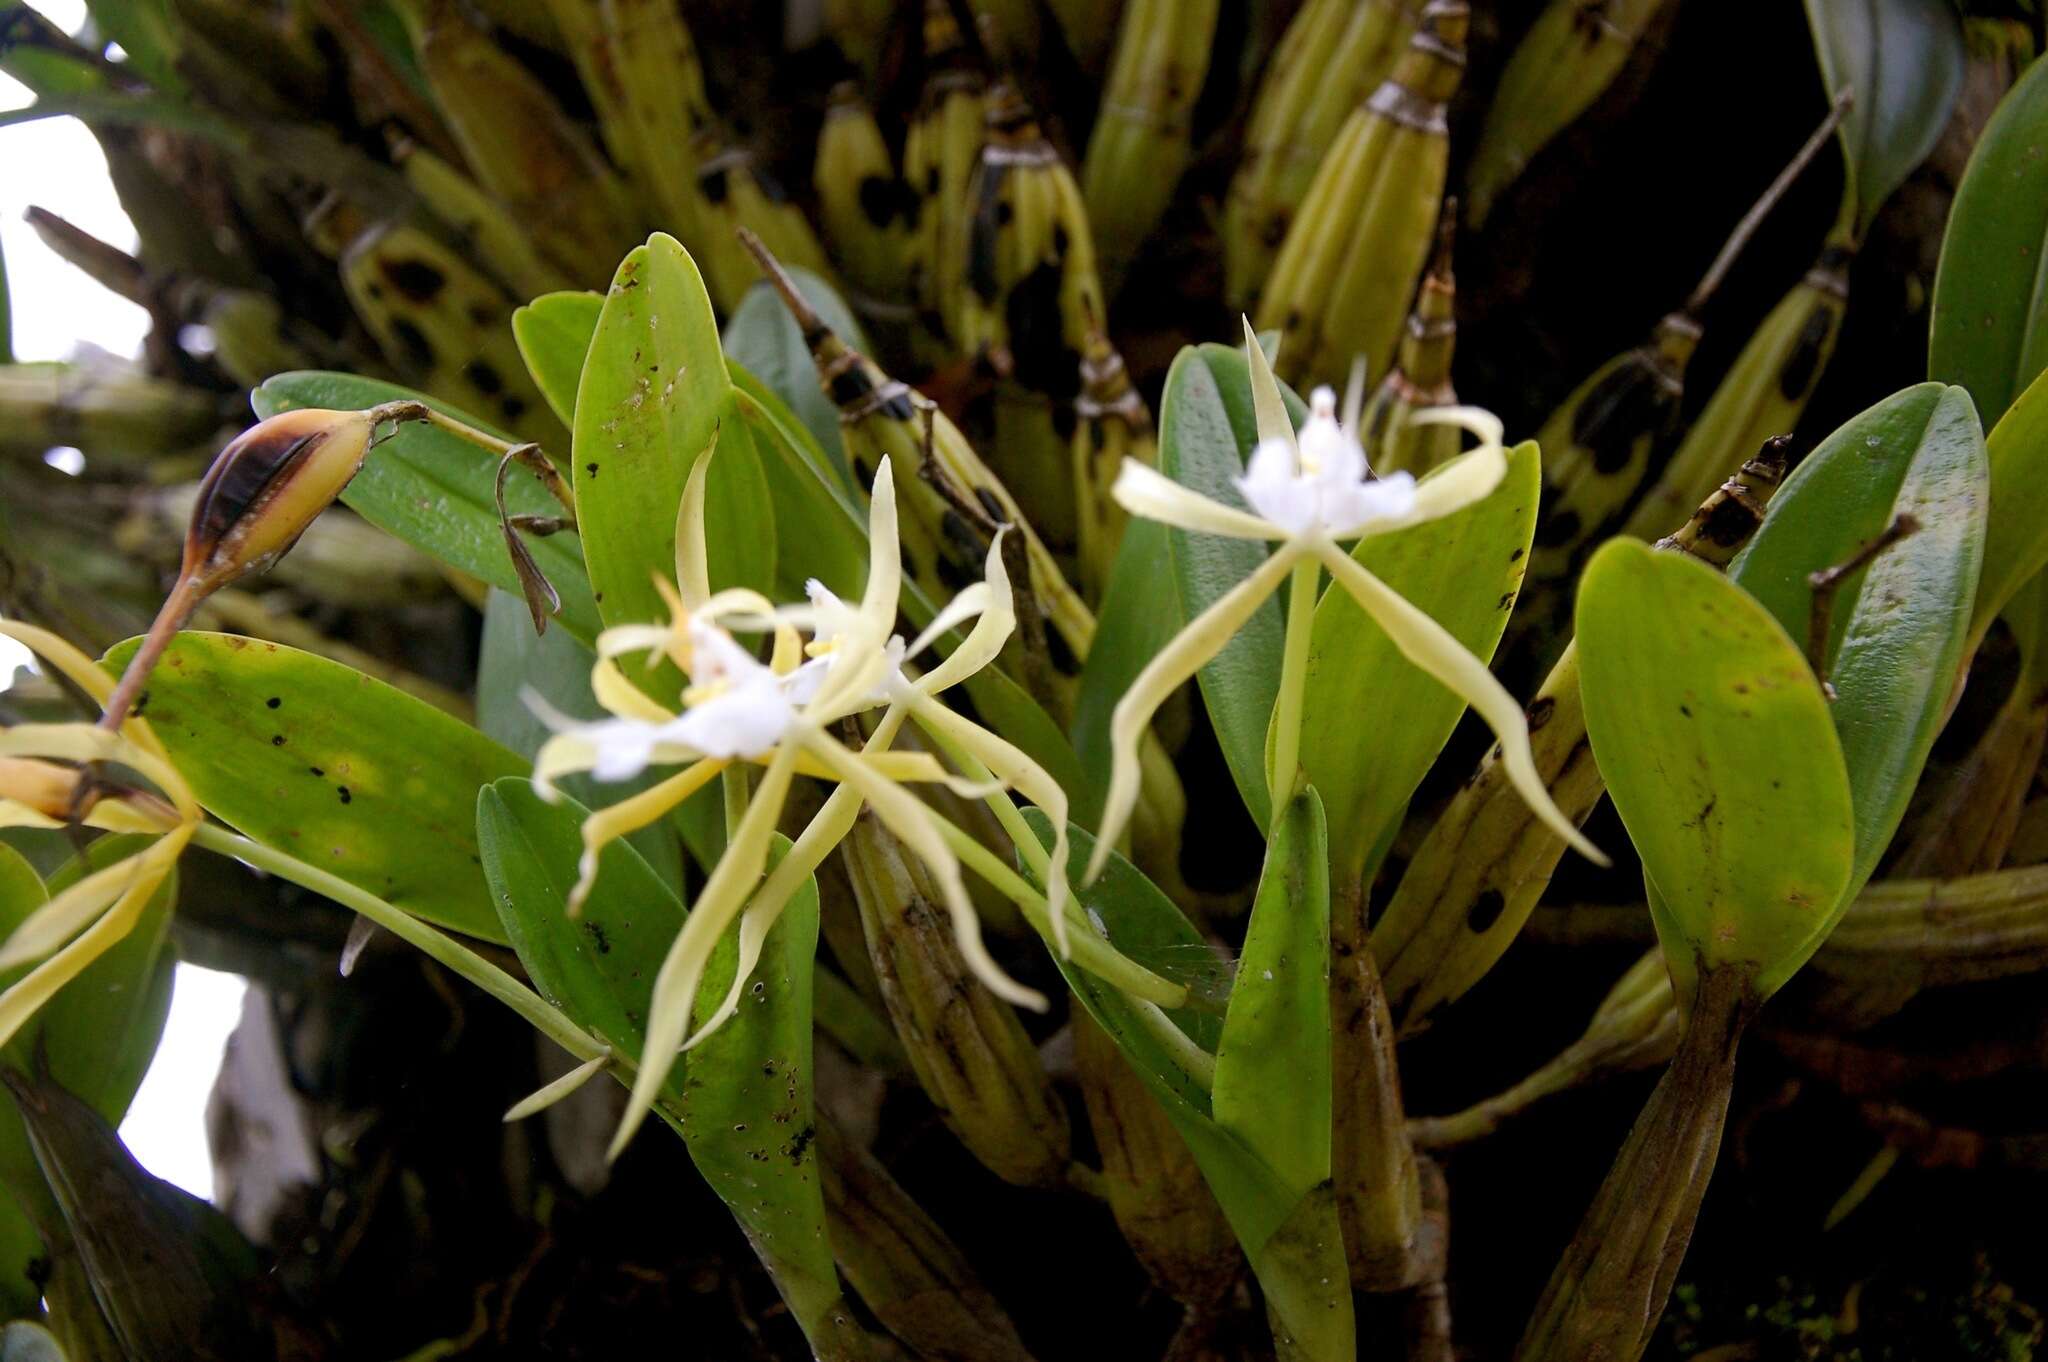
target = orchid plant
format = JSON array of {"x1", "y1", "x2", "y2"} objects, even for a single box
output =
[
  {"x1": 1095, "y1": 323, "x2": 1607, "y2": 877},
  {"x1": 532, "y1": 446, "x2": 1182, "y2": 1154}
]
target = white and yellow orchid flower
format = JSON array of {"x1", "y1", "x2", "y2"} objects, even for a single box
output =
[
  {"x1": 532, "y1": 453, "x2": 1148, "y2": 1159},
  {"x1": 0, "y1": 620, "x2": 202, "y2": 1047},
  {"x1": 1089, "y1": 320, "x2": 1607, "y2": 884}
]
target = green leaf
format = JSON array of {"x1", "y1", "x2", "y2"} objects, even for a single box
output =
[
  {"x1": 102, "y1": 632, "x2": 521, "y2": 944},
  {"x1": 1154, "y1": 344, "x2": 1304, "y2": 829},
  {"x1": 478, "y1": 780, "x2": 692, "y2": 1090},
  {"x1": 680, "y1": 844, "x2": 840, "y2": 1329},
  {"x1": 1020, "y1": 813, "x2": 1352, "y2": 1356},
  {"x1": 1804, "y1": 0, "x2": 1964, "y2": 232},
  {"x1": 729, "y1": 368, "x2": 872, "y2": 605},
  {"x1": 1971, "y1": 365, "x2": 2048, "y2": 646},
  {"x1": 1730, "y1": 383, "x2": 1987, "y2": 898},
  {"x1": 512, "y1": 290, "x2": 605, "y2": 427},
  {"x1": 1211, "y1": 790, "x2": 1330, "y2": 1200},
  {"x1": 574, "y1": 234, "x2": 774, "y2": 658},
  {"x1": 1576, "y1": 541, "x2": 1856, "y2": 1005},
  {"x1": 1076, "y1": 514, "x2": 1177, "y2": 797},
  {"x1": 476, "y1": 590, "x2": 692, "y2": 888},
  {"x1": 723, "y1": 270, "x2": 871, "y2": 483},
  {"x1": 477, "y1": 780, "x2": 846, "y2": 1342},
  {"x1": 1289, "y1": 440, "x2": 1541, "y2": 885},
  {"x1": 251, "y1": 371, "x2": 601, "y2": 643},
  {"x1": 1929, "y1": 55, "x2": 2048, "y2": 428}
]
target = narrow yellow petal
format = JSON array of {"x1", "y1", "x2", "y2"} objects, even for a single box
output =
[
  {"x1": 0, "y1": 823, "x2": 189, "y2": 1051},
  {"x1": 911, "y1": 700, "x2": 1078, "y2": 958},
  {"x1": 0, "y1": 623, "x2": 174, "y2": 764},
  {"x1": 914, "y1": 536, "x2": 1010, "y2": 698},
  {"x1": 689, "y1": 706, "x2": 917, "y2": 1041},
  {"x1": 1090, "y1": 545, "x2": 1301, "y2": 883},
  {"x1": 504, "y1": 1049, "x2": 610, "y2": 1123},
  {"x1": 676, "y1": 425, "x2": 719, "y2": 610},
  {"x1": 591, "y1": 657, "x2": 675, "y2": 722},
  {"x1": 859, "y1": 455, "x2": 903, "y2": 639},
  {"x1": 568, "y1": 758, "x2": 727, "y2": 915},
  {"x1": 1390, "y1": 409, "x2": 1508, "y2": 527},
  {"x1": 0, "y1": 724, "x2": 195, "y2": 820},
  {"x1": 0, "y1": 855, "x2": 136, "y2": 971},
  {"x1": 609, "y1": 744, "x2": 803, "y2": 1161},
  {"x1": 1315, "y1": 543, "x2": 1608, "y2": 866},
  {"x1": 533, "y1": 733, "x2": 599, "y2": 798},
  {"x1": 809, "y1": 736, "x2": 1048, "y2": 1013},
  {"x1": 1242, "y1": 315, "x2": 1296, "y2": 451},
  {"x1": 1112, "y1": 461, "x2": 1281, "y2": 541}
]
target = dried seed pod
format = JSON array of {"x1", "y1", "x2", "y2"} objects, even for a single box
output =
[
  {"x1": 1373, "y1": 440, "x2": 1790, "y2": 1032},
  {"x1": 1223, "y1": 0, "x2": 1417, "y2": 308},
  {"x1": 840, "y1": 811, "x2": 1072, "y2": 1188},
  {"x1": 1254, "y1": 0, "x2": 1467, "y2": 387},
  {"x1": 98, "y1": 405, "x2": 397, "y2": 731}
]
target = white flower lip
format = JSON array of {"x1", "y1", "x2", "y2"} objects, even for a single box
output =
[{"x1": 1234, "y1": 383, "x2": 1420, "y2": 538}]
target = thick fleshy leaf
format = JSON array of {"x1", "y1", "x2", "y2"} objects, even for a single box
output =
[
  {"x1": 512, "y1": 290, "x2": 605, "y2": 427},
  {"x1": 1020, "y1": 812, "x2": 1352, "y2": 1356},
  {"x1": 1971, "y1": 367, "x2": 2048, "y2": 646},
  {"x1": 476, "y1": 590, "x2": 694, "y2": 887},
  {"x1": 574, "y1": 234, "x2": 774, "y2": 656},
  {"x1": 1288, "y1": 441, "x2": 1540, "y2": 885},
  {"x1": 730, "y1": 367, "x2": 872, "y2": 605},
  {"x1": 1155, "y1": 344, "x2": 1307, "y2": 829},
  {"x1": 103, "y1": 632, "x2": 520, "y2": 943},
  {"x1": 1576, "y1": 541, "x2": 1856, "y2": 1006},
  {"x1": 479, "y1": 780, "x2": 693, "y2": 1090},
  {"x1": 1075, "y1": 514, "x2": 1177, "y2": 798},
  {"x1": 1211, "y1": 790, "x2": 1330, "y2": 1200},
  {"x1": 1730, "y1": 384, "x2": 1987, "y2": 898},
  {"x1": 1929, "y1": 56, "x2": 2048, "y2": 429},
  {"x1": 723, "y1": 270, "x2": 871, "y2": 483},
  {"x1": 1804, "y1": 0, "x2": 1964, "y2": 232},
  {"x1": 477, "y1": 780, "x2": 846, "y2": 1342},
  {"x1": 251, "y1": 371, "x2": 601, "y2": 643}
]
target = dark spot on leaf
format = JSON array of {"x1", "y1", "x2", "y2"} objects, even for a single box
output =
[
  {"x1": 309, "y1": 766, "x2": 324, "y2": 777},
  {"x1": 1526, "y1": 696, "x2": 1555, "y2": 731},
  {"x1": 338, "y1": 786, "x2": 352, "y2": 804},
  {"x1": 266, "y1": 696, "x2": 282, "y2": 709},
  {"x1": 271, "y1": 735, "x2": 286, "y2": 746},
  {"x1": 1467, "y1": 889, "x2": 1505, "y2": 933}
]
